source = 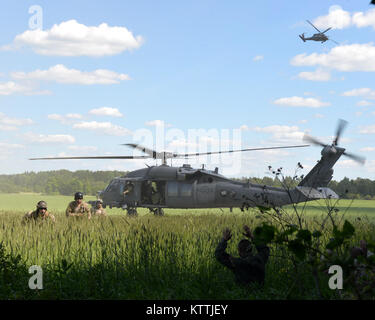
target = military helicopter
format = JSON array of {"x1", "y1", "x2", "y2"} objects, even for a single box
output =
[
  {"x1": 299, "y1": 20, "x2": 338, "y2": 44},
  {"x1": 30, "y1": 120, "x2": 364, "y2": 216}
]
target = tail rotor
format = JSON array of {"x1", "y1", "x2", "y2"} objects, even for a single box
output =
[{"x1": 303, "y1": 119, "x2": 365, "y2": 165}]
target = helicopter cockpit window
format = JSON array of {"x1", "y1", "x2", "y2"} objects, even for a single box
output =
[{"x1": 106, "y1": 181, "x2": 120, "y2": 192}]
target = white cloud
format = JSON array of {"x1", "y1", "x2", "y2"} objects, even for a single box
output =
[
  {"x1": 167, "y1": 139, "x2": 199, "y2": 149},
  {"x1": 0, "y1": 142, "x2": 24, "y2": 149},
  {"x1": 357, "y1": 100, "x2": 373, "y2": 106},
  {"x1": 312, "y1": 5, "x2": 352, "y2": 30},
  {"x1": 0, "y1": 142, "x2": 24, "y2": 159},
  {"x1": 24, "y1": 133, "x2": 75, "y2": 144},
  {"x1": 273, "y1": 96, "x2": 330, "y2": 108},
  {"x1": 253, "y1": 55, "x2": 264, "y2": 62},
  {"x1": 366, "y1": 160, "x2": 375, "y2": 173},
  {"x1": 145, "y1": 120, "x2": 173, "y2": 128},
  {"x1": 336, "y1": 159, "x2": 362, "y2": 169},
  {"x1": 291, "y1": 43, "x2": 375, "y2": 72},
  {"x1": 352, "y1": 8, "x2": 375, "y2": 30},
  {"x1": 73, "y1": 121, "x2": 132, "y2": 136},
  {"x1": 0, "y1": 113, "x2": 33, "y2": 126},
  {"x1": 297, "y1": 68, "x2": 331, "y2": 81},
  {"x1": 0, "y1": 125, "x2": 17, "y2": 131},
  {"x1": 253, "y1": 125, "x2": 300, "y2": 134},
  {"x1": 360, "y1": 147, "x2": 375, "y2": 152},
  {"x1": 314, "y1": 114, "x2": 325, "y2": 118},
  {"x1": 342, "y1": 88, "x2": 375, "y2": 99},
  {"x1": 48, "y1": 113, "x2": 83, "y2": 124},
  {"x1": 5, "y1": 19, "x2": 143, "y2": 57},
  {"x1": 311, "y1": 6, "x2": 375, "y2": 31},
  {"x1": 359, "y1": 125, "x2": 375, "y2": 134},
  {"x1": 89, "y1": 107, "x2": 123, "y2": 117},
  {"x1": 11, "y1": 64, "x2": 130, "y2": 85},
  {"x1": 68, "y1": 145, "x2": 98, "y2": 152},
  {"x1": 0, "y1": 81, "x2": 50, "y2": 95},
  {"x1": 66, "y1": 113, "x2": 83, "y2": 119},
  {"x1": 252, "y1": 125, "x2": 305, "y2": 143}
]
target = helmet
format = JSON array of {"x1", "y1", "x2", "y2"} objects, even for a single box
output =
[
  {"x1": 37, "y1": 201, "x2": 47, "y2": 210},
  {"x1": 74, "y1": 192, "x2": 84, "y2": 200}
]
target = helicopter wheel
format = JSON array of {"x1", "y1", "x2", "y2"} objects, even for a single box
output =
[{"x1": 127, "y1": 208, "x2": 138, "y2": 216}]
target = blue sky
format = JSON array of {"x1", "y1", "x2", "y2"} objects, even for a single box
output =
[{"x1": 1, "y1": 0, "x2": 375, "y2": 180}]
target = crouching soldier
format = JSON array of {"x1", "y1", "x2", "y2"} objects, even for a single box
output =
[
  {"x1": 23, "y1": 201, "x2": 55, "y2": 223},
  {"x1": 215, "y1": 225, "x2": 270, "y2": 286},
  {"x1": 90, "y1": 199, "x2": 107, "y2": 217},
  {"x1": 66, "y1": 192, "x2": 91, "y2": 219}
]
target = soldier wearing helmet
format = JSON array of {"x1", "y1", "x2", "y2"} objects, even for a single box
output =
[
  {"x1": 23, "y1": 200, "x2": 55, "y2": 223},
  {"x1": 90, "y1": 199, "x2": 106, "y2": 217},
  {"x1": 66, "y1": 192, "x2": 91, "y2": 219}
]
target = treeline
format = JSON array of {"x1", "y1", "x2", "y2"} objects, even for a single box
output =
[
  {"x1": 0, "y1": 170, "x2": 374, "y2": 199},
  {"x1": 0, "y1": 170, "x2": 128, "y2": 196}
]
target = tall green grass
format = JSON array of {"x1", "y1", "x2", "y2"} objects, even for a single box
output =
[{"x1": 0, "y1": 194, "x2": 374, "y2": 299}]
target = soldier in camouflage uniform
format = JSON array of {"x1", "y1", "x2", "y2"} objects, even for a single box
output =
[
  {"x1": 215, "y1": 225, "x2": 270, "y2": 286},
  {"x1": 90, "y1": 199, "x2": 107, "y2": 217},
  {"x1": 23, "y1": 200, "x2": 55, "y2": 223},
  {"x1": 66, "y1": 192, "x2": 91, "y2": 219}
]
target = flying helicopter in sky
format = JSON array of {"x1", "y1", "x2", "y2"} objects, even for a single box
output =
[
  {"x1": 299, "y1": 20, "x2": 339, "y2": 44},
  {"x1": 30, "y1": 120, "x2": 364, "y2": 216}
]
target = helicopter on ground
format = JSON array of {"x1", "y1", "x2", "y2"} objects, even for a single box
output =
[
  {"x1": 299, "y1": 20, "x2": 338, "y2": 44},
  {"x1": 30, "y1": 121, "x2": 364, "y2": 216}
]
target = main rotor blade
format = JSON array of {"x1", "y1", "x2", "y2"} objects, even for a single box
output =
[
  {"x1": 333, "y1": 119, "x2": 348, "y2": 146},
  {"x1": 322, "y1": 27, "x2": 332, "y2": 34},
  {"x1": 307, "y1": 20, "x2": 321, "y2": 33},
  {"x1": 122, "y1": 143, "x2": 158, "y2": 158},
  {"x1": 343, "y1": 152, "x2": 366, "y2": 165},
  {"x1": 29, "y1": 156, "x2": 150, "y2": 160},
  {"x1": 172, "y1": 145, "x2": 310, "y2": 158},
  {"x1": 303, "y1": 134, "x2": 327, "y2": 148}
]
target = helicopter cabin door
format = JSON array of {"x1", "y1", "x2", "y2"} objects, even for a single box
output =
[{"x1": 121, "y1": 179, "x2": 142, "y2": 207}]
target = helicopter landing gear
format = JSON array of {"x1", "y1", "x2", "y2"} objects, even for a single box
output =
[
  {"x1": 127, "y1": 207, "x2": 138, "y2": 216},
  {"x1": 150, "y1": 208, "x2": 164, "y2": 216}
]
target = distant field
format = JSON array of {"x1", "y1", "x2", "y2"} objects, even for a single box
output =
[{"x1": 0, "y1": 193, "x2": 374, "y2": 218}]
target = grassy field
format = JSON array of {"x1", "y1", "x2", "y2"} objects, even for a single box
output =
[
  {"x1": 0, "y1": 193, "x2": 374, "y2": 300},
  {"x1": 1, "y1": 193, "x2": 374, "y2": 218}
]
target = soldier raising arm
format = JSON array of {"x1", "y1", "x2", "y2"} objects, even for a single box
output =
[{"x1": 215, "y1": 225, "x2": 270, "y2": 286}]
